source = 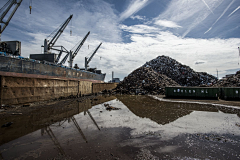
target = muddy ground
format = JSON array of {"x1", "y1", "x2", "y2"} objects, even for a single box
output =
[
  {"x1": 1, "y1": 95, "x2": 239, "y2": 117},
  {"x1": 0, "y1": 94, "x2": 240, "y2": 159}
]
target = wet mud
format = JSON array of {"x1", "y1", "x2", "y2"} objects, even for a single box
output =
[{"x1": 0, "y1": 95, "x2": 240, "y2": 159}]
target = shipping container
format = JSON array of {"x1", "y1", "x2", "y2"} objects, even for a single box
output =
[
  {"x1": 219, "y1": 87, "x2": 240, "y2": 100},
  {"x1": 165, "y1": 87, "x2": 219, "y2": 99}
]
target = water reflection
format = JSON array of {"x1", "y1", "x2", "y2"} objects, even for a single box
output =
[
  {"x1": 0, "y1": 96, "x2": 115, "y2": 146},
  {"x1": 0, "y1": 95, "x2": 240, "y2": 159},
  {"x1": 42, "y1": 126, "x2": 65, "y2": 155},
  {"x1": 116, "y1": 95, "x2": 220, "y2": 125}
]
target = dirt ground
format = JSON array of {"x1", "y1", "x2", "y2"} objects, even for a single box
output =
[{"x1": 1, "y1": 94, "x2": 240, "y2": 159}]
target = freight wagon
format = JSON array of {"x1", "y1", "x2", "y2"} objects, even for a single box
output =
[{"x1": 165, "y1": 87, "x2": 240, "y2": 100}]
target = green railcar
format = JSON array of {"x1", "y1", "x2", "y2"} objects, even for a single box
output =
[
  {"x1": 219, "y1": 87, "x2": 240, "y2": 100},
  {"x1": 165, "y1": 87, "x2": 219, "y2": 99}
]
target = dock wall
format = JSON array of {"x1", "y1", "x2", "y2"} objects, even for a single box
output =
[
  {"x1": 0, "y1": 76, "x2": 117, "y2": 105},
  {"x1": 92, "y1": 83, "x2": 118, "y2": 94}
]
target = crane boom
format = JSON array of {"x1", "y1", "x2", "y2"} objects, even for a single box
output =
[
  {"x1": 44, "y1": 14, "x2": 73, "y2": 54},
  {"x1": 85, "y1": 42, "x2": 102, "y2": 70},
  {"x1": 59, "y1": 50, "x2": 71, "y2": 65},
  {"x1": 72, "y1": 31, "x2": 90, "y2": 59},
  {"x1": 0, "y1": 0, "x2": 22, "y2": 40},
  {"x1": 58, "y1": 31, "x2": 90, "y2": 67}
]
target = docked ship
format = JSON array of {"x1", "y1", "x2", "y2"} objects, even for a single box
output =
[{"x1": 0, "y1": 1, "x2": 105, "y2": 83}]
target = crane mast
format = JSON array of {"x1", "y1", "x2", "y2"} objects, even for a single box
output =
[
  {"x1": 85, "y1": 42, "x2": 102, "y2": 70},
  {"x1": 44, "y1": 14, "x2": 73, "y2": 54},
  {"x1": 0, "y1": 0, "x2": 23, "y2": 41},
  {"x1": 58, "y1": 31, "x2": 90, "y2": 67}
]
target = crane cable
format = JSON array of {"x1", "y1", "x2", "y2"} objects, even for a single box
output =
[
  {"x1": 70, "y1": 18, "x2": 72, "y2": 36},
  {"x1": 0, "y1": 0, "x2": 11, "y2": 13},
  {"x1": 29, "y1": 0, "x2": 32, "y2": 14},
  {"x1": 238, "y1": 47, "x2": 240, "y2": 65}
]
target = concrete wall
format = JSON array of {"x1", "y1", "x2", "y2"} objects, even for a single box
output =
[
  {"x1": 92, "y1": 83, "x2": 118, "y2": 93},
  {"x1": 79, "y1": 81, "x2": 92, "y2": 96},
  {"x1": 0, "y1": 76, "x2": 93, "y2": 105},
  {"x1": 0, "y1": 76, "x2": 118, "y2": 105}
]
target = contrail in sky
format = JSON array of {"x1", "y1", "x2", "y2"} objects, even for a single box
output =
[
  {"x1": 228, "y1": 6, "x2": 240, "y2": 17},
  {"x1": 204, "y1": 0, "x2": 235, "y2": 34},
  {"x1": 119, "y1": 0, "x2": 150, "y2": 21},
  {"x1": 201, "y1": 0, "x2": 214, "y2": 14}
]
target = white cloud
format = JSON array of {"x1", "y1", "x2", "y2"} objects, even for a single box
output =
[
  {"x1": 204, "y1": 0, "x2": 235, "y2": 35},
  {"x1": 130, "y1": 15, "x2": 146, "y2": 21},
  {"x1": 98, "y1": 24, "x2": 240, "y2": 81},
  {"x1": 228, "y1": 6, "x2": 240, "y2": 17},
  {"x1": 201, "y1": 0, "x2": 214, "y2": 14},
  {"x1": 154, "y1": 20, "x2": 182, "y2": 28},
  {"x1": 21, "y1": 23, "x2": 240, "y2": 81},
  {"x1": 119, "y1": 0, "x2": 151, "y2": 21},
  {"x1": 1, "y1": 0, "x2": 240, "y2": 82},
  {"x1": 153, "y1": 0, "x2": 225, "y2": 37},
  {"x1": 120, "y1": 24, "x2": 160, "y2": 34}
]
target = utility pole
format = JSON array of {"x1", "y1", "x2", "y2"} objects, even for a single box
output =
[{"x1": 216, "y1": 69, "x2": 218, "y2": 79}]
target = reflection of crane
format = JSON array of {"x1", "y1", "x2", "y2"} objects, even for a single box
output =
[
  {"x1": 43, "y1": 126, "x2": 65, "y2": 155},
  {"x1": 85, "y1": 43, "x2": 102, "y2": 70},
  {"x1": 86, "y1": 110, "x2": 100, "y2": 130},
  {"x1": 0, "y1": 0, "x2": 23, "y2": 41},
  {"x1": 58, "y1": 31, "x2": 90, "y2": 68},
  {"x1": 71, "y1": 116, "x2": 88, "y2": 143},
  {"x1": 43, "y1": 14, "x2": 73, "y2": 54}
]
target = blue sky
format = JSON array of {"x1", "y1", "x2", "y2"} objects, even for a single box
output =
[{"x1": 1, "y1": 0, "x2": 240, "y2": 81}]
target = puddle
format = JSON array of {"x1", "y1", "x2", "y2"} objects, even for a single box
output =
[{"x1": 0, "y1": 95, "x2": 240, "y2": 159}]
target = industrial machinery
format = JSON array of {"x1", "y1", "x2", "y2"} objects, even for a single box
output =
[
  {"x1": 0, "y1": 0, "x2": 22, "y2": 55},
  {"x1": 30, "y1": 14, "x2": 73, "y2": 63},
  {"x1": 43, "y1": 14, "x2": 73, "y2": 54},
  {"x1": 58, "y1": 31, "x2": 90, "y2": 68},
  {"x1": 85, "y1": 42, "x2": 102, "y2": 70}
]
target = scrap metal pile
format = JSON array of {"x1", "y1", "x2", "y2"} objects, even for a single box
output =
[
  {"x1": 213, "y1": 70, "x2": 240, "y2": 87},
  {"x1": 143, "y1": 55, "x2": 217, "y2": 86},
  {"x1": 115, "y1": 67, "x2": 179, "y2": 95}
]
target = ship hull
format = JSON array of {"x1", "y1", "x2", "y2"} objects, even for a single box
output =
[{"x1": 0, "y1": 56, "x2": 105, "y2": 82}]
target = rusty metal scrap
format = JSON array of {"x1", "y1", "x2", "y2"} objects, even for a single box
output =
[
  {"x1": 143, "y1": 55, "x2": 217, "y2": 86},
  {"x1": 115, "y1": 66, "x2": 179, "y2": 95},
  {"x1": 213, "y1": 70, "x2": 240, "y2": 87}
]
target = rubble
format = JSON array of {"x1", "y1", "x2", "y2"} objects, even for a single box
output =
[
  {"x1": 115, "y1": 66, "x2": 180, "y2": 95},
  {"x1": 1, "y1": 122, "x2": 13, "y2": 128},
  {"x1": 103, "y1": 103, "x2": 120, "y2": 111},
  {"x1": 213, "y1": 70, "x2": 240, "y2": 87},
  {"x1": 143, "y1": 55, "x2": 217, "y2": 86}
]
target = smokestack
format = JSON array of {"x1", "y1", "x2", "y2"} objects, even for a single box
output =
[{"x1": 112, "y1": 71, "x2": 114, "y2": 82}]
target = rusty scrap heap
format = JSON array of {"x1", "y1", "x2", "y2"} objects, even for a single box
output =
[
  {"x1": 115, "y1": 67, "x2": 179, "y2": 95},
  {"x1": 143, "y1": 55, "x2": 217, "y2": 86},
  {"x1": 213, "y1": 70, "x2": 240, "y2": 87}
]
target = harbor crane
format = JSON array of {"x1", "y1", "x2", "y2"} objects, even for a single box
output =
[
  {"x1": 85, "y1": 42, "x2": 102, "y2": 70},
  {"x1": 0, "y1": 0, "x2": 22, "y2": 41},
  {"x1": 43, "y1": 14, "x2": 73, "y2": 54},
  {"x1": 58, "y1": 31, "x2": 90, "y2": 68}
]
